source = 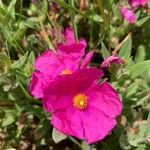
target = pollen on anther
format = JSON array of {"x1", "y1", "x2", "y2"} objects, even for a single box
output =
[
  {"x1": 61, "y1": 69, "x2": 72, "y2": 75},
  {"x1": 73, "y1": 93, "x2": 88, "y2": 110}
]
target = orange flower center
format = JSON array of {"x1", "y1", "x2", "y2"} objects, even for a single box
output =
[
  {"x1": 61, "y1": 69, "x2": 72, "y2": 75},
  {"x1": 73, "y1": 93, "x2": 88, "y2": 110}
]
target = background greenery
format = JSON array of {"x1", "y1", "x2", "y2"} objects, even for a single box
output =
[{"x1": 0, "y1": 0, "x2": 150, "y2": 149}]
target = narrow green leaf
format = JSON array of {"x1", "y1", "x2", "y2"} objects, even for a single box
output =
[
  {"x1": 70, "y1": 0, "x2": 78, "y2": 42},
  {"x1": 101, "y1": 42, "x2": 110, "y2": 59},
  {"x1": 135, "y1": 45, "x2": 146, "y2": 63},
  {"x1": 24, "y1": 51, "x2": 35, "y2": 76},
  {"x1": 0, "y1": 0, "x2": 4, "y2": 7},
  {"x1": 129, "y1": 60, "x2": 150, "y2": 78},
  {"x1": 12, "y1": 52, "x2": 28, "y2": 69},
  {"x1": 12, "y1": 27, "x2": 26, "y2": 44},
  {"x1": 119, "y1": 36, "x2": 132, "y2": 59},
  {"x1": 7, "y1": 0, "x2": 17, "y2": 19},
  {"x1": 126, "y1": 82, "x2": 139, "y2": 97},
  {"x1": 16, "y1": 75, "x2": 32, "y2": 100},
  {"x1": 136, "y1": 16, "x2": 150, "y2": 27}
]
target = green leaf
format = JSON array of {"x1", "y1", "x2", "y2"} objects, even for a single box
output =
[
  {"x1": 81, "y1": 141, "x2": 91, "y2": 150},
  {"x1": 12, "y1": 52, "x2": 28, "y2": 69},
  {"x1": 21, "y1": 17, "x2": 40, "y2": 29},
  {"x1": 136, "y1": 16, "x2": 150, "y2": 27},
  {"x1": 129, "y1": 60, "x2": 150, "y2": 78},
  {"x1": 126, "y1": 82, "x2": 139, "y2": 97},
  {"x1": 2, "y1": 112, "x2": 15, "y2": 126},
  {"x1": 0, "y1": 0, "x2": 5, "y2": 9},
  {"x1": 12, "y1": 27, "x2": 26, "y2": 44},
  {"x1": 52, "y1": 128, "x2": 67, "y2": 143},
  {"x1": 24, "y1": 51, "x2": 35, "y2": 76},
  {"x1": 119, "y1": 36, "x2": 132, "y2": 59},
  {"x1": 7, "y1": 0, "x2": 17, "y2": 19},
  {"x1": 101, "y1": 42, "x2": 110, "y2": 59},
  {"x1": 90, "y1": 14, "x2": 103, "y2": 23},
  {"x1": 135, "y1": 45, "x2": 146, "y2": 63}
]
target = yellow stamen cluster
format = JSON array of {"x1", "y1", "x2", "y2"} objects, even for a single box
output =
[
  {"x1": 61, "y1": 69, "x2": 72, "y2": 75},
  {"x1": 73, "y1": 93, "x2": 88, "y2": 110}
]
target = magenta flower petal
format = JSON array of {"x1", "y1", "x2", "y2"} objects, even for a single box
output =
[
  {"x1": 87, "y1": 82, "x2": 123, "y2": 118},
  {"x1": 81, "y1": 107, "x2": 117, "y2": 144},
  {"x1": 58, "y1": 43, "x2": 85, "y2": 59},
  {"x1": 35, "y1": 50, "x2": 62, "y2": 76},
  {"x1": 129, "y1": 0, "x2": 140, "y2": 7},
  {"x1": 120, "y1": 7, "x2": 136, "y2": 24},
  {"x1": 35, "y1": 49, "x2": 81, "y2": 77},
  {"x1": 52, "y1": 107, "x2": 84, "y2": 139},
  {"x1": 80, "y1": 51, "x2": 94, "y2": 68},
  {"x1": 30, "y1": 72, "x2": 51, "y2": 98},
  {"x1": 140, "y1": 0, "x2": 148, "y2": 6},
  {"x1": 101, "y1": 55, "x2": 125, "y2": 69},
  {"x1": 129, "y1": 0, "x2": 148, "y2": 8},
  {"x1": 43, "y1": 91, "x2": 73, "y2": 113}
]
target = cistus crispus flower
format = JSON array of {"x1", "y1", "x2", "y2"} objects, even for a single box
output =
[
  {"x1": 43, "y1": 68, "x2": 123, "y2": 144},
  {"x1": 120, "y1": 7, "x2": 136, "y2": 24}
]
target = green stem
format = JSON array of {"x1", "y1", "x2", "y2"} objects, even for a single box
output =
[
  {"x1": 20, "y1": 0, "x2": 23, "y2": 14},
  {"x1": 70, "y1": 0, "x2": 78, "y2": 42},
  {"x1": 96, "y1": 0, "x2": 108, "y2": 30},
  {"x1": 96, "y1": 0, "x2": 110, "y2": 50},
  {"x1": 89, "y1": 3, "x2": 94, "y2": 49},
  {"x1": 68, "y1": 136, "x2": 82, "y2": 149},
  {"x1": 52, "y1": 0, "x2": 100, "y2": 25}
]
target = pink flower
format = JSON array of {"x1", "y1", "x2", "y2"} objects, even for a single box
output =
[
  {"x1": 30, "y1": 49, "x2": 94, "y2": 98},
  {"x1": 120, "y1": 7, "x2": 136, "y2": 24},
  {"x1": 129, "y1": 0, "x2": 148, "y2": 8},
  {"x1": 101, "y1": 55, "x2": 125, "y2": 69},
  {"x1": 43, "y1": 68, "x2": 123, "y2": 144}
]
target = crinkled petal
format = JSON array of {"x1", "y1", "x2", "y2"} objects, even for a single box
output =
[
  {"x1": 60, "y1": 56, "x2": 80, "y2": 72},
  {"x1": 51, "y1": 106, "x2": 84, "y2": 139},
  {"x1": 35, "y1": 50, "x2": 62, "y2": 76},
  {"x1": 30, "y1": 72, "x2": 51, "y2": 98},
  {"x1": 86, "y1": 82, "x2": 123, "y2": 118},
  {"x1": 101, "y1": 55, "x2": 125, "y2": 69},
  {"x1": 80, "y1": 51, "x2": 94, "y2": 68},
  {"x1": 81, "y1": 106, "x2": 117, "y2": 144},
  {"x1": 43, "y1": 91, "x2": 73, "y2": 113},
  {"x1": 43, "y1": 68, "x2": 103, "y2": 104},
  {"x1": 58, "y1": 44, "x2": 85, "y2": 60}
]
